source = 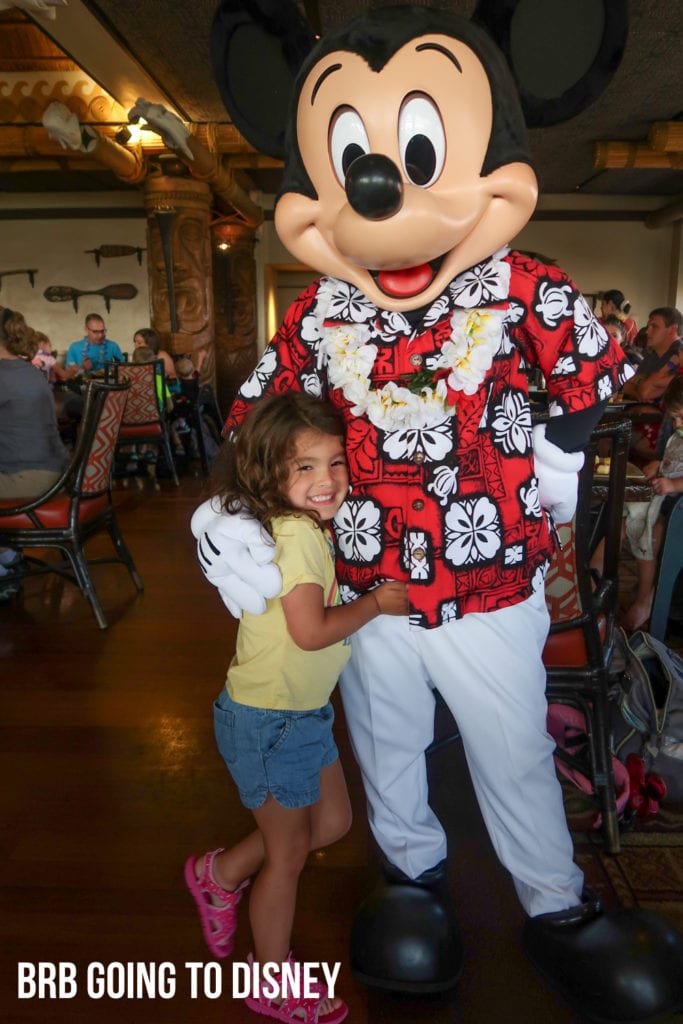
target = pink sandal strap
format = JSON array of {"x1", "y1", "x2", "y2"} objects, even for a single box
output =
[
  {"x1": 184, "y1": 849, "x2": 249, "y2": 958},
  {"x1": 244, "y1": 954, "x2": 347, "y2": 1024}
]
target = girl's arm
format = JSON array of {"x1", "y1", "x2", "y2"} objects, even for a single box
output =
[{"x1": 281, "y1": 581, "x2": 408, "y2": 651}]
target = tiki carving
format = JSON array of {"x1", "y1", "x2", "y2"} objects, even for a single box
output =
[
  {"x1": 143, "y1": 174, "x2": 215, "y2": 375},
  {"x1": 211, "y1": 221, "x2": 258, "y2": 417}
]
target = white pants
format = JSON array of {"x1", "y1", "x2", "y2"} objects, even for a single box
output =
[{"x1": 339, "y1": 588, "x2": 584, "y2": 917}]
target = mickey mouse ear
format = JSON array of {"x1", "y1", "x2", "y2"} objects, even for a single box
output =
[
  {"x1": 472, "y1": 0, "x2": 628, "y2": 127},
  {"x1": 210, "y1": 0, "x2": 315, "y2": 160}
]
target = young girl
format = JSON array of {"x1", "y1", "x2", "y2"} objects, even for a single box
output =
[
  {"x1": 186, "y1": 392, "x2": 408, "y2": 1023},
  {"x1": 603, "y1": 314, "x2": 643, "y2": 367},
  {"x1": 622, "y1": 373, "x2": 683, "y2": 630}
]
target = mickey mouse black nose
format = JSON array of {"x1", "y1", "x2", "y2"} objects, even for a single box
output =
[{"x1": 345, "y1": 153, "x2": 403, "y2": 220}]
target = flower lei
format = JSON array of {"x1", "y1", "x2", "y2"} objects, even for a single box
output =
[{"x1": 321, "y1": 307, "x2": 507, "y2": 431}]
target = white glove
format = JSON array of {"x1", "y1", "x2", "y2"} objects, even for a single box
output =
[
  {"x1": 191, "y1": 498, "x2": 282, "y2": 618},
  {"x1": 532, "y1": 422, "x2": 584, "y2": 525}
]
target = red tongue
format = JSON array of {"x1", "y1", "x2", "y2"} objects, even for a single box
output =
[{"x1": 377, "y1": 263, "x2": 434, "y2": 298}]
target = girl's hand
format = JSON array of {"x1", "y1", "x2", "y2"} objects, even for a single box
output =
[
  {"x1": 652, "y1": 476, "x2": 675, "y2": 495},
  {"x1": 373, "y1": 580, "x2": 409, "y2": 616},
  {"x1": 642, "y1": 460, "x2": 661, "y2": 481}
]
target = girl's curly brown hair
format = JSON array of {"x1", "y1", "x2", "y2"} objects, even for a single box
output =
[{"x1": 210, "y1": 392, "x2": 346, "y2": 536}]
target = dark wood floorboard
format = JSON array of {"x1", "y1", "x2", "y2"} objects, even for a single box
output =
[{"x1": 0, "y1": 476, "x2": 665, "y2": 1023}]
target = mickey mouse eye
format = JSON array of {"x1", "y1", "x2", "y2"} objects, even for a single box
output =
[
  {"x1": 329, "y1": 106, "x2": 371, "y2": 187},
  {"x1": 398, "y1": 94, "x2": 445, "y2": 187}
]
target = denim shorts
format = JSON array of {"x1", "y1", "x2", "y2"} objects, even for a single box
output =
[{"x1": 213, "y1": 689, "x2": 339, "y2": 810}]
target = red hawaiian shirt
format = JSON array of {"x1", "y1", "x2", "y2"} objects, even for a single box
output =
[{"x1": 226, "y1": 249, "x2": 632, "y2": 629}]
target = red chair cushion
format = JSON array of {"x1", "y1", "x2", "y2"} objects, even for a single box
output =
[
  {"x1": 118, "y1": 424, "x2": 163, "y2": 439},
  {"x1": 542, "y1": 614, "x2": 607, "y2": 668},
  {"x1": 0, "y1": 494, "x2": 109, "y2": 530}
]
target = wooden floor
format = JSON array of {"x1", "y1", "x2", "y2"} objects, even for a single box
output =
[{"x1": 0, "y1": 475, "x2": 676, "y2": 1024}]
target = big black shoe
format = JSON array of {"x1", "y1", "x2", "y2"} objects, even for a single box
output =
[
  {"x1": 350, "y1": 860, "x2": 464, "y2": 993},
  {"x1": 523, "y1": 895, "x2": 683, "y2": 1023}
]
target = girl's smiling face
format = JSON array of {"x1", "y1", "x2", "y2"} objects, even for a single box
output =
[{"x1": 285, "y1": 429, "x2": 349, "y2": 521}]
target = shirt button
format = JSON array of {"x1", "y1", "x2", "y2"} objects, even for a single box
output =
[
  {"x1": 413, "y1": 451, "x2": 426, "y2": 464},
  {"x1": 413, "y1": 547, "x2": 426, "y2": 561},
  {"x1": 412, "y1": 499, "x2": 424, "y2": 511},
  {"x1": 409, "y1": 353, "x2": 423, "y2": 367}
]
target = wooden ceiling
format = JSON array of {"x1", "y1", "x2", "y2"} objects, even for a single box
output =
[{"x1": 0, "y1": 0, "x2": 681, "y2": 205}]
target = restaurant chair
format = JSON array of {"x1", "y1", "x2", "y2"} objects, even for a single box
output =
[
  {"x1": 106, "y1": 359, "x2": 179, "y2": 486},
  {"x1": 0, "y1": 380, "x2": 143, "y2": 629},
  {"x1": 542, "y1": 416, "x2": 632, "y2": 853},
  {"x1": 648, "y1": 493, "x2": 683, "y2": 642}
]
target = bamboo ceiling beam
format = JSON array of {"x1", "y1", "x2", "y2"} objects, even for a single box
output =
[
  {"x1": 648, "y1": 121, "x2": 683, "y2": 154},
  {"x1": 593, "y1": 140, "x2": 681, "y2": 170}
]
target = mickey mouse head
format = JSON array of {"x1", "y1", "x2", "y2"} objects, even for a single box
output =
[{"x1": 212, "y1": 1, "x2": 627, "y2": 312}]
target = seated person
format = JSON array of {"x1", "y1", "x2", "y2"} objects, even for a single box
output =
[
  {"x1": 65, "y1": 313, "x2": 123, "y2": 373},
  {"x1": 620, "y1": 306, "x2": 682, "y2": 463},
  {"x1": 0, "y1": 306, "x2": 69, "y2": 599},
  {"x1": 31, "y1": 332, "x2": 78, "y2": 383},
  {"x1": 168, "y1": 356, "x2": 199, "y2": 453},
  {"x1": 599, "y1": 288, "x2": 638, "y2": 345},
  {"x1": 602, "y1": 315, "x2": 643, "y2": 366},
  {"x1": 132, "y1": 327, "x2": 176, "y2": 381},
  {"x1": 622, "y1": 374, "x2": 683, "y2": 631}
]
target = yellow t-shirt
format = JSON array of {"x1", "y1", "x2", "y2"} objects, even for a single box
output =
[{"x1": 226, "y1": 514, "x2": 351, "y2": 710}]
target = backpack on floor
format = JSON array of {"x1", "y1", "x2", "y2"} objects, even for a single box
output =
[
  {"x1": 546, "y1": 703, "x2": 630, "y2": 829},
  {"x1": 609, "y1": 629, "x2": 683, "y2": 803}
]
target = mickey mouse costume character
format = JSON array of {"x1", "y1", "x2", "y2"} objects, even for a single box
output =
[{"x1": 193, "y1": 3, "x2": 683, "y2": 1020}]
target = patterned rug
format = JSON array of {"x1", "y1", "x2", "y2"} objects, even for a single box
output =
[{"x1": 568, "y1": 794, "x2": 683, "y2": 932}]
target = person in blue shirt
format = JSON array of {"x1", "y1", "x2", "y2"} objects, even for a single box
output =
[{"x1": 65, "y1": 313, "x2": 124, "y2": 373}]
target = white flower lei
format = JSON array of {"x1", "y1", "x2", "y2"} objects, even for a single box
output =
[{"x1": 320, "y1": 307, "x2": 507, "y2": 431}]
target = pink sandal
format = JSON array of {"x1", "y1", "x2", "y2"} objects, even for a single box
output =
[
  {"x1": 244, "y1": 954, "x2": 348, "y2": 1024},
  {"x1": 184, "y1": 848, "x2": 249, "y2": 958}
]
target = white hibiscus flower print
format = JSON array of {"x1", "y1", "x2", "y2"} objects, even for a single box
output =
[
  {"x1": 301, "y1": 309, "x2": 325, "y2": 347},
  {"x1": 301, "y1": 372, "x2": 323, "y2": 397},
  {"x1": 531, "y1": 561, "x2": 549, "y2": 593},
  {"x1": 379, "y1": 310, "x2": 412, "y2": 338},
  {"x1": 383, "y1": 421, "x2": 454, "y2": 462},
  {"x1": 506, "y1": 299, "x2": 526, "y2": 325},
  {"x1": 574, "y1": 295, "x2": 608, "y2": 357},
  {"x1": 440, "y1": 599, "x2": 460, "y2": 623},
  {"x1": 505, "y1": 544, "x2": 524, "y2": 565},
  {"x1": 497, "y1": 323, "x2": 514, "y2": 356},
  {"x1": 444, "y1": 496, "x2": 502, "y2": 566},
  {"x1": 241, "y1": 348, "x2": 277, "y2": 399},
  {"x1": 535, "y1": 281, "x2": 573, "y2": 328},
  {"x1": 619, "y1": 362, "x2": 636, "y2": 386},
  {"x1": 520, "y1": 478, "x2": 542, "y2": 518},
  {"x1": 490, "y1": 389, "x2": 533, "y2": 455},
  {"x1": 334, "y1": 499, "x2": 383, "y2": 563},
  {"x1": 327, "y1": 282, "x2": 376, "y2": 322},
  {"x1": 550, "y1": 355, "x2": 578, "y2": 377},
  {"x1": 428, "y1": 464, "x2": 460, "y2": 505},
  {"x1": 597, "y1": 374, "x2": 613, "y2": 400},
  {"x1": 449, "y1": 253, "x2": 511, "y2": 307},
  {"x1": 424, "y1": 294, "x2": 450, "y2": 327}
]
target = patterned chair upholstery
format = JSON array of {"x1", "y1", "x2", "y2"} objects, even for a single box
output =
[
  {"x1": 0, "y1": 380, "x2": 143, "y2": 629},
  {"x1": 542, "y1": 416, "x2": 632, "y2": 852},
  {"x1": 107, "y1": 359, "x2": 179, "y2": 486}
]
